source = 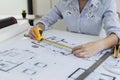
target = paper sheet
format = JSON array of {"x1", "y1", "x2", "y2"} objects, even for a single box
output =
[
  {"x1": 0, "y1": 30, "x2": 110, "y2": 80},
  {"x1": 81, "y1": 56, "x2": 120, "y2": 80}
]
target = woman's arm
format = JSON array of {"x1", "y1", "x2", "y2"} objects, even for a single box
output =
[
  {"x1": 28, "y1": 23, "x2": 45, "y2": 40},
  {"x1": 72, "y1": 0, "x2": 120, "y2": 58},
  {"x1": 34, "y1": 4, "x2": 63, "y2": 30},
  {"x1": 29, "y1": 2, "x2": 63, "y2": 40},
  {"x1": 72, "y1": 34, "x2": 118, "y2": 58}
]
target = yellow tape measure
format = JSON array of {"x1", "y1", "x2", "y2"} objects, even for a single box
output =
[
  {"x1": 33, "y1": 27, "x2": 44, "y2": 41},
  {"x1": 43, "y1": 39, "x2": 73, "y2": 49},
  {"x1": 32, "y1": 27, "x2": 73, "y2": 50}
]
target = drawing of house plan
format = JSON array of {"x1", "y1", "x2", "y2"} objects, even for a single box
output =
[{"x1": 0, "y1": 30, "x2": 114, "y2": 80}]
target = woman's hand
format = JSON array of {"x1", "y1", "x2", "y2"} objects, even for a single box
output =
[
  {"x1": 72, "y1": 41, "x2": 104, "y2": 58},
  {"x1": 72, "y1": 34, "x2": 118, "y2": 58},
  {"x1": 28, "y1": 23, "x2": 45, "y2": 40}
]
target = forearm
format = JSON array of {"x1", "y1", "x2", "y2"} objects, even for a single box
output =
[
  {"x1": 72, "y1": 33, "x2": 119, "y2": 58},
  {"x1": 34, "y1": 5, "x2": 62, "y2": 30},
  {"x1": 98, "y1": 33, "x2": 118, "y2": 50}
]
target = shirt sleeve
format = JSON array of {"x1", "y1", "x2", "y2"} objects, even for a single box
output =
[
  {"x1": 34, "y1": 3, "x2": 63, "y2": 30},
  {"x1": 103, "y1": 0, "x2": 120, "y2": 44}
]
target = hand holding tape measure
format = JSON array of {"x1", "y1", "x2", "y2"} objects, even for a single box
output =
[
  {"x1": 32, "y1": 27, "x2": 44, "y2": 41},
  {"x1": 27, "y1": 26, "x2": 73, "y2": 49},
  {"x1": 32, "y1": 27, "x2": 72, "y2": 49},
  {"x1": 27, "y1": 23, "x2": 45, "y2": 41}
]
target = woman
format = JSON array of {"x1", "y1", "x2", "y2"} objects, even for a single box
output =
[{"x1": 29, "y1": 0, "x2": 120, "y2": 58}]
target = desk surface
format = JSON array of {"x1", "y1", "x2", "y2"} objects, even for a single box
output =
[
  {"x1": 0, "y1": 15, "x2": 35, "y2": 20},
  {"x1": 0, "y1": 25, "x2": 120, "y2": 80}
]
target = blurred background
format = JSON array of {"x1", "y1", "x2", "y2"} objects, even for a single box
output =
[{"x1": 0, "y1": 0, "x2": 120, "y2": 30}]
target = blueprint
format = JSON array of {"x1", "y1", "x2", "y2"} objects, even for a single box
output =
[
  {"x1": 85, "y1": 71, "x2": 116, "y2": 80},
  {"x1": 0, "y1": 29, "x2": 115, "y2": 80},
  {"x1": 92, "y1": 56, "x2": 120, "y2": 80}
]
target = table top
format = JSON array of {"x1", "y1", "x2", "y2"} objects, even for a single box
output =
[{"x1": 0, "y1": 14, "x2": 35, "y2": 20}]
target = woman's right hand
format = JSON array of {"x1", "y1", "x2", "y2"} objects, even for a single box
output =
[{"x1": 28, "y1": 23, "x2": 45, "y2": 40}]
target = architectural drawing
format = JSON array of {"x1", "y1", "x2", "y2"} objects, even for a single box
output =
[
  {"x1": 31, "y1": 36, "x2": 106, "y2": 61},
  {"x1": 103, "y1": 56, "x2": 120, "y2": 75},
  {"x1": 46, "y1": 36, "x2": 76, "y2": 46},
  {"x1": 22, "y1": 68, "x2": 37, "y2": 75},
  {"x1": 0, "y1": 60, "x2": 20, "y2": 72},
  {"x1": 0, "y1": 34, "x2": 117, "y2": 80},
  {"x1": 0, "y1": 48, "x2": 35, "y2": 72},
  {"x1": 31, "y1": 36, "x2": 75, "y2": 56},
  {"x1": 34, "y1": 62, "x2": 47, "y2": 68},
  {"x1": 85, "y1": 72, "x2": 116, "y2": 80},
  {"x1": 67, "y1": 68, "x2": 86, "y2": 80}
]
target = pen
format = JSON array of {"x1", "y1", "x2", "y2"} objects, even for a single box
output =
[
  {"x1": 118, "y1": 45, "x2": 120, "y2": 57},
  {"x1": 113, "y1": 46, "x2": 117, "y2": 58},
  {"x1": 112, "y1": 45, "x2": 120, "y2": 58}
]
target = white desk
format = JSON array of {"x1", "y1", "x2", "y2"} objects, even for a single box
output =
[{"x1": 0, "y1": 24, "x2": 120, "y2": 80}]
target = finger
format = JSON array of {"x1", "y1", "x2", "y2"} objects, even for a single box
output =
[
  {"x1": 74, "y1": 52, "x2": 90, "y2": 58},
  {"x1": 74, "y1": 52, "x2": 86, "y2": 58},
  {"x1": 29, "y1": 32, "x2": 36, "y2": 40},
  {"x1": 29, "y1": 32, "x2": 35, "y2": 39},
  {"x1": 72, "y1": 45, "x2": 83, "y2": 52},
  {"x1": 72, "y1": 49, "x2": 84, "y2": 55},
  {"x1": 31, "y1": 28, "x2": 37, "y2": 38},
  {"x1": 83, "y1": 54, "x2": 89, "y2": 58},
  {"x1": 73, "y1": 48, "x2": 89, "y2": 58},
  {"x1": 29, "y1": 29, "x2": 36, "y2": 39}
]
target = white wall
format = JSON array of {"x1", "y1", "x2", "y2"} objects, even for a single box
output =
[
  {"x1": 33, "y1": 0, "x2": 56, "y2": 16},
  {"x1": 0, "y1": 0, "x2": 27, "y2": 15},
  {"x1": 34, "y1": 0, "x2": 51, "y2": 16},
  {"x1": 116, "y1": 0, "x2": 120, "y2": 12}
]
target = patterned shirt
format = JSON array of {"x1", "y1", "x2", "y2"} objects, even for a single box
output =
[{"x1": 34, "y1": 0, "x2": 120, "y2": 43}]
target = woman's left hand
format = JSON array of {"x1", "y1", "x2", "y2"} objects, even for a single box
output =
[
  {"x1": 72, "y1": 34, "x2": 118, "y2": 58},
  {"x1": 72, "y1": 41, "x2": 103, "y2": 58}
]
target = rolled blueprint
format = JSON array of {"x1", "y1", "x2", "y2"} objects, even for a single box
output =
[{"x1": 0, "y1": 17, "x2": 17, "y2": 29}]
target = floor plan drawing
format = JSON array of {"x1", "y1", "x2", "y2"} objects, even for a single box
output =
[
  {"x1": 67, "y1": 68, "x2": 86, "y2": 80},
  {"x1": 31, "y1": 36, "x2": 75, "y2": 56},
  {"x1": 0, "y1": 31, "x2": 118, "y2": 80},
  {"x1": 85, "y1": 72, "x2": 116, "y2": 80},
  {"x1": 0, "y1": 48, "x2": 35, "y2": 72}
]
